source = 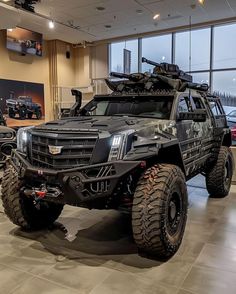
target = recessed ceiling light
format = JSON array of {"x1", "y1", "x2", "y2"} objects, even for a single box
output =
[
  {"x1": 49, "y1": 20, "x2": 55, "y2": 29},
  {"x1": 153, "y1": 14, "x2": 160, "y2": 20},
  {"x1": 105, "y1": 25, "x2": 111, "y2": 28},
  {"x1": 136, "y1": 9, "x2": 143, "y2": 14},
  {"x1": 198, "y1": 0, "x2": 205, "y2": 4},
  {"x1": 96, "y1": 6, "x2": 105, "y2": 11}
]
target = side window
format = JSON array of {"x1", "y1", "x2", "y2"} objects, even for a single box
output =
[
  {"x1": 178, "y1": 97, "x2": 192, "y2": 113},
  {"x1": 209, "y1": 101, "x2": 223, "y2": 116},
  {"x1": 192, "y1": 97, "x2": 204, "y2": 109}
]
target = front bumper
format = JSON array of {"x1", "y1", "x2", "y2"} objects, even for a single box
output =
[{"x1": 10, "y1": 150, "x2": 142, "y2": 206}]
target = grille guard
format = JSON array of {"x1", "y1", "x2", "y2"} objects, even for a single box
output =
[{"x1": 10, "y1": 150, "x2": 142, "y2": 205}]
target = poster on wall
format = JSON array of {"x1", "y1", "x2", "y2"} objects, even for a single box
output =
[{"x1": 0, "y1": 79, "x2": 45, "y2": 128}]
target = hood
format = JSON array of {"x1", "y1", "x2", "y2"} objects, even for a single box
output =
[
  {"x1": 35, "y1": 116, "x2": 176, "y2": 137},
  {"x1": 0, "y1": 126, "x2": 15, "y2": 133}
]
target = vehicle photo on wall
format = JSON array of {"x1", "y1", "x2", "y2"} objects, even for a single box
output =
[{"x1": 0, "y1": 78, "x2": 45, "y2": 127}]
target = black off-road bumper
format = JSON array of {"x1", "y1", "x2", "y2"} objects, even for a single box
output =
[{"x1": 10, "y1": 150, "x2": 142, "y2": 206}]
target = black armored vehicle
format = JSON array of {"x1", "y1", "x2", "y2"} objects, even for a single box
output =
[
  {"x1": 1, "y1": 58, "x2": 234, "y2": 259},
  {"x1": 6, "y1": 96, "x2": 42, "y2": 120}
]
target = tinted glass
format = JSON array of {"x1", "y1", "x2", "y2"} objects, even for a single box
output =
[{"x1": 83, "y1": 96, "x2": 173, "y2": 119}]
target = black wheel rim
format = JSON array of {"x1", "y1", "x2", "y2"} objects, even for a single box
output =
[
  {"x1": 224, "y1": 159, "x2": 231, "y2": 190},
  {"x1": 167, "y1": 192, "x2": 182, "y2": 236}
]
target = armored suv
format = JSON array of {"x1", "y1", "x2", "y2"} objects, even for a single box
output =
[
  {"x1": 1, "y1": 58, "x2": 233, "y2": 259},
  {"x1": 6, "y1": 96, "x2": 42, "y2": 120}
]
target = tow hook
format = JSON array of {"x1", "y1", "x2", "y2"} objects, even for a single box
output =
[
  {"x1": 23, "y1": 184, "x2": 62, "y2": 201},
  {"x1": 23, "y1": 185, "x2": 48, "y2": 209}
]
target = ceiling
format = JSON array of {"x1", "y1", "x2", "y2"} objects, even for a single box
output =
[{"x1": 0, "y1": 0, "x2": 236, "y2": 44}]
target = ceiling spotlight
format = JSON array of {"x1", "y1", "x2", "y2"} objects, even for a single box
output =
[
  {"x1": 96, "y1": 6, "x2": 105, "y2": 11},
  {"x1": 49, "y1": 20, "x2": 55, "y2": 29},
  {"x1": 198, "y1": 0, "x2": 205, "y2": 4},
  {"x1": 136, "y1": 9, "x2": 143, "y2": 14},
  {"x1": 153, "y1": 14, "x2": 160, "y2": 20}
]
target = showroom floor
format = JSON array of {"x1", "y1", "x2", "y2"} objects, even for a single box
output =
[{"x1": 0, "y1": 175, "x2": 236, "y2": 294}]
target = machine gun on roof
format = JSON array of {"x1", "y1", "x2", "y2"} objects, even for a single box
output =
[
  {"x1": 142, "y1": 57, "x2": 192, "y2": 82},
  {"x1": 105, "y1": 57, "x2": 209, "y2": 94}
]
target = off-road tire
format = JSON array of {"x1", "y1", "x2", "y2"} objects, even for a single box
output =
[
  {"x1": 1, "y1": 165, "x2": 64, "y2": 230},
  {"x1": 206, "y1": 146, "x2": 234, "y2": 198},
  {"x1": 19, "y1": 108, "x2": 26, "y2": 120},
  {"x1": 36, "y1": 110, "x2": 42, "y2": 120},
  {"x1": 27, "y1": 113, "x2": 33, "y2": 119},
  {"x1": 8, "y1": 108, "x2": 15, "y2": 118},
  {"x1": 132, "y1": 164, "x2": 188, "y2": 260}
]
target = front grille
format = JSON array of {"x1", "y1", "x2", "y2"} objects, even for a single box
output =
[{"x1": 30, "y1": 130, "x2": 98, "y2": 169}]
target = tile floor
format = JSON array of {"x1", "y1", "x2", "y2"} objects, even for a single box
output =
[{"x1": 0, "y1": 175, "x2": 236, "y2": 293}]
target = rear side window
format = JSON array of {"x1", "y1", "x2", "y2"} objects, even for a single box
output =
[
  {"x1": 209, "y1": 101, "x2": 223, "y2": 116},
  {"x1": 178, "y1": 97, "x2": 192, "y2": 113},
  {"x1": 192, "y1": 97, "x2": 204, "y2": 110}
]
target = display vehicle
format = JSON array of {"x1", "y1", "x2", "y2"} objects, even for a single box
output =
[
  {"x1": 1, "y1": 58, "x2": 234, "y2": 259},
  {"x1": 6, "y1": 96, "x2": 42, "y2": 120}
]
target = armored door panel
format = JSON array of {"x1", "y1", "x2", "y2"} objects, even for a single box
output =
[{"x1": 177, "y1": 96, "x2": 213, "y2": 177}]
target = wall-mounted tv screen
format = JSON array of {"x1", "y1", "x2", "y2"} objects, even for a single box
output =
[{"x1": 6, "y1": 27, "x2": 43, "y2": 57}]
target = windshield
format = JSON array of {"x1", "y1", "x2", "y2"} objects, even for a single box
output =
[{"x1": 82, "y1": 96, "x2": 173, "y2": 119}]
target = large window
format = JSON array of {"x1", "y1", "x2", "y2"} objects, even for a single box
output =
[
  {"x1": 213, "y1": 71, "x2": 236, "y2": 107},
  {"x1": 110, "y1": 40, "x2": 138, "y2": 73},
  {"x1": 213, "y1": 23, "x2": 236, "y2": 69},
  {"x1": 142, "y1": 34, "x2": 172, "y2": 73},
  {"x1": 175, "y1": 28, "x2": 211, "y2": 72},
  {"x1": 109, "y1": 22, "x2": 236, "y2": 144},
  {"x1": 192, "y1": 72, "x2": 210, "y2": 84}
]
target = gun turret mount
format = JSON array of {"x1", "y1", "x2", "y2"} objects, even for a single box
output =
[{"x1": 105, "y1": 57, "x2": 209, "y2": 94}]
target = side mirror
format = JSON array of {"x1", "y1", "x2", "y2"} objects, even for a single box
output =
[
  {"x1": 70, "y1": 89, "x2": 82, "y2": 117},
  {"x1": 178, "y1": 109, "x2": 207, "y2": 123}
]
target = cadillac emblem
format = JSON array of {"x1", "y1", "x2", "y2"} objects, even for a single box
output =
[{"x1": 48, "y1": 145, "x2": 63, "y2": 155}]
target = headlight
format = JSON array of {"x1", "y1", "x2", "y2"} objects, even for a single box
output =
[
  {"x1": 17, "y1": 126, "x2": 34, "y2": 153},
  {"x1": 108, "y1": 131, "x2": 133, "y2": 162}
]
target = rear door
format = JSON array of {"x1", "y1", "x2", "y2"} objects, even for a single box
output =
[{"x1": 176, "y1": 94, "x2": 214, "y2": 177}]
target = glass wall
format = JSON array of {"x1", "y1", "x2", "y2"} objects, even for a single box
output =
[
  {"x1": 213, "y1": 23, "x2": 236, "y2": 69},
  {"x1": 110, "y1": 39, "x2": 138, "y2": 73},
  {"x1": 142, "y1": 34, "x2": 172, "y2": 72},
  {"x1": 175, "y1": 28, "x2": 211, "y2": 72}
]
